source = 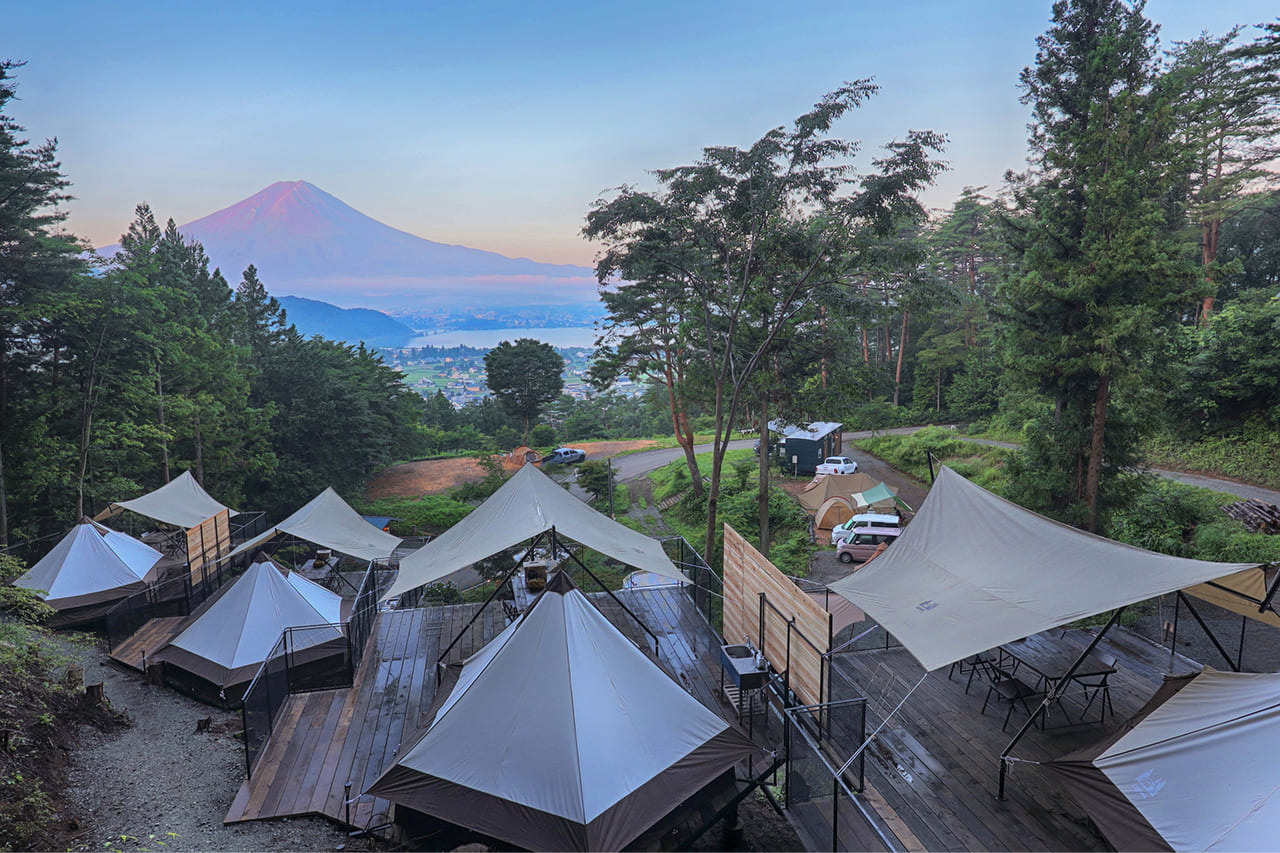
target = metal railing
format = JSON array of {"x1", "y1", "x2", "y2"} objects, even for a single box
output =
[
  {"x1": 661, "y1": 535, "x2": 723, "y2": 632},
  {"x1": 239, "y1": 561, "x2": 388, "y2": 777},
  {"x1": 104, "y1": 561, "x2": 238, "y2": 652}
]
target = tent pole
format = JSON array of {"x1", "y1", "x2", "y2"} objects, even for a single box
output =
[
  {"x1": 1260, "y1": 562, "x2": 1280, "y2": 613},
  {"x1": 926, "y1": 450, "x2": 935, "y2": 484},
  {"x1": 999, "y1": 607, "x2": 1125, "y2": 800},
  {"x1": 555, "y1": 526, "x2": 661, "y2": 654},
  {"x1": 1176, "y1": 591, "x2": 1240, "y2": 672},
  {"x1": 434, "y1": 530, "x2": 549, "y2": 666}
]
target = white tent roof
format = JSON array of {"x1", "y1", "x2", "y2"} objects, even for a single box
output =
[
  {"x1": 1049, "y1": 668, "x2": 1280, "y2": 852},
  {"x1": 828, "y1": 467, "x2": 1259, "y2": 672},
  {"x1": 108, "y1": 470, "x2": 236, "y2": 529},
  {"x1": 383, "y1": 463, "x2": 684, "y2": 602},
  {"x1": 224, "y1": 486, "x2": 402, "y2": 565},
  {"x1": 285, "y1": 570, "x2": 345, "y2": 624},
  {"x1": 16, "y1": 522, "x2": 163, "y2": 610},
  {"x1": 154, "y1": 558, "x2": 344, "y2": 687},
  {"x1": 366, "y1": 571, "x2": 757, "y2": 850}
]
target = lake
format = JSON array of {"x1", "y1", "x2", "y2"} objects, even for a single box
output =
[{"x1": 405, "y1": 326, "x2": 601, "y2": 349}]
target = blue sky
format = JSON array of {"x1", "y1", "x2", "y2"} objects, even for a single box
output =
[{"x1": 11, "y1": 1, "x2": 1277, "y2": 267}]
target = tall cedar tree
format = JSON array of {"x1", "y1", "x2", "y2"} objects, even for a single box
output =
[
  {"x1": 483, "y1": 338, "x2": 564, "y2": 446},
  {"x1": 585, "y1": 82, "x2": 944, "y2": 562},
  {"x1": 1002, "y1": 0, "x2": 1202, "y2": 531},
  {"x1": 0, "y1": 61, "x2": 88, "y2": 543}
]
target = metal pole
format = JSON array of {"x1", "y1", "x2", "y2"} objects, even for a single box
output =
[
  {"x1": 607, "y1": 457, "x2": 614, "y2": 518},
  {"x1": 999, "y1": 607, "x2": 1125, "y2": 799},
  {"x1": 1177, "y1": 591, "x2": 1240, "y2": 671},
  {"x1": 926, "y1": 450, "x2": 936, "y2": 484}
]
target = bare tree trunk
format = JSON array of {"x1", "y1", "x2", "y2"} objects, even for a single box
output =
[
  {"x1": 193, "y1": 414, "x2": 205, "y2": 484},
  {"x1": 892, "y1": 311, "x2": 910, "y2": 407},
  {"x1": 757, "y1": 407, "x2": 770, "y2": 557},
  {"x1": 661, "y1": 357, "x2": 703, "y2": 498},
  {"x1": 1084, "y1": 376, "x2": 1111, "y2": 533},
  {"x1": 156, "y1": 368, "x2": 170, "y2": 483}
]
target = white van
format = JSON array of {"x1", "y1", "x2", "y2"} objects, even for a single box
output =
[{"x1": 830, "y1": 512, "x2": 900, "y2": 546}]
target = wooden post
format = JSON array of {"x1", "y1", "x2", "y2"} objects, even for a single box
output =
[{"x1": 84, "y1": 683, "x2": 105, "y2": 707}]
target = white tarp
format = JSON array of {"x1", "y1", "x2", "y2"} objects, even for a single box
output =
[
  {"x1": 16, "y1": 522, "x2": 164, "y2": 610},
  {"x1": 1052, "y1": 668, "x2": 1280, "y2": 852},
  {"x1": 366, "y1": 571, "x2": 757, "y2": 851},
  {"x1": 828, "y1": 466, "x2": 1259, "y2": 672},
  {"x1": 224, "y1": 487, "x2": 401, "y2": 565},
  {"x1": 105, "y1": 470, "x2": 237, "y2": 529},
  {"x1": 153, "y1": 558, "x2": 344, "y2": 687},
  {"x1": 383, "y1": 463, "x2": 684, "y2": 602}
]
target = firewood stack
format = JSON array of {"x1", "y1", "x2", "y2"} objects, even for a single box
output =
[{"x1": 1223, "y1": 499, "x2": 1280, "y2": 534}]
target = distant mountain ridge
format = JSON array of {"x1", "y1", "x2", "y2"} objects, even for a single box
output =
[
  {"x1": 97, "y1": 181, "x2": 599, "y2": 313},
  {"x1": 278, "y1": 296, "x2": 414, "y2": 347}
]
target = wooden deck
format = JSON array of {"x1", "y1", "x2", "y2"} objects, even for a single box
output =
[
  {"x1": 224, "y1": 584, "x2": 741, "y2": 831},
  {"x1": 108, "y1": 616, "x2": 187, "y2": 671},
  {"x1": 826, "y1": 625, "x2": 1201, "y2": 852}
]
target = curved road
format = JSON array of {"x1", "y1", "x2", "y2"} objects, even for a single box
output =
[{"x1": 608, "y1": 429, "x2": 1280, "y2": 505}]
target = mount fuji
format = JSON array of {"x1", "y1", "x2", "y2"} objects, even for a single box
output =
[{"x1": 99, "y1": 181, "x2": 600, "y2": 314}]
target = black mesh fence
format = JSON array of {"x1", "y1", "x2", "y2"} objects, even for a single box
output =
[
  {"x1": 662, "y1": 535, "x2": 723, "y2": 633},
  {"x1": 103, "y1": 560, "x2": 244, "y2": 652},
  {"x1": 784, "y1": 691, "x2": 878, "y2": 852},
  {"x1": 284, "y1": 624, "x2": 353, "y2": 692},
  {"x1": 240, "y1": 632, "x2": 290, "y2": 777}
]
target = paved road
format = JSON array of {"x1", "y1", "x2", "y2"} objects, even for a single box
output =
[{"x1": 608, "y1": 428, "x2": 1280, "y2": 505}]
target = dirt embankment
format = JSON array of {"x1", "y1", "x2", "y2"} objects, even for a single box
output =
[{"x1": 365, "y1": 440, "x2": 660, "y2": 499}]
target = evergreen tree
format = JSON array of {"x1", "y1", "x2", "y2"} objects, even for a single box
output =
[
  {"x1": 1001, "y1": 0, "x2": 1202, "y2": 531},
  {"x1": 483, "y1": 338, "x2": 564, "y2": 445}
]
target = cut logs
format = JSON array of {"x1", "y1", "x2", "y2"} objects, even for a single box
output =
[{"x1": 1223, "y1": 499, "x2": 1280, "y2": 534}]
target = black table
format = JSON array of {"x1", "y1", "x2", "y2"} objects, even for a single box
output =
[{"x1": 998, "y1": 633, "x2": 1116, "y2": 724}]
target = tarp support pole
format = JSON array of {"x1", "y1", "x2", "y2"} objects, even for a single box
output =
[
  {"x1": 1176, "y1": 590, "x2": 1240, "y2": 672},
  {"x1": 999, "y1": 607, "x2": 1125, "y2": 800},
  {"x1": 435, "y1": 530, "x2": 550, "y2": 665},
  {"x1": 555, "y1": 526, "x2": 661, "y2": 654},
  {"x1": 1260, "y1": 562, "x2": 1280, "y2": 613}
]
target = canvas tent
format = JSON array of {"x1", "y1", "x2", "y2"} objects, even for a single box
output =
[
  {"x1": 796, "y1": 472, "x2": 877, "y2": 512},
  {"x1": 814, "y1": 496, "x2": 855, "y2": 529},
  {"x1": 16, "y1": 521, "x2": 164, "y2": 611},
  {"x1": 223, "y1": 487, "x2": 402, "y2": 566},
  {"x1": 1044, "y1": 668, "x2": 1280, "y2": 852},
  {"x1": 151, "y1": 557, "x2": 346, "y2": 694},
  {"x1": 852, "y1": 481, "x2": 912, "y2": 513},
  {"x1": 96, "y1": 470, "x2": 236, "y2": 529},
  {"x1": 828, "y1": 466, "x2": 1261, "y2": 673},
  {"x1": 367, "y1": 571, "x2": 758, "y2": 851},
  {"x1": 383, "y1": 462, "x2": 685, "y2": 602}
]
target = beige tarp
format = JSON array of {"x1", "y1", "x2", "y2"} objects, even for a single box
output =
[
  {"x1": 1186, "y1": 568, "x2": 1280, "y2": 629},
  {"x1": 796, "y1": 472, "x2": 877, "y2": 512},
  {"x1": 98, "y1": 470, "x2": 237, "y2": 529},
  {"x1": 223, "y1": 487, "x2": 402, "y2": 565},
  {"x1": 829, "y1": 466, "x2": 1260, "y2": 672},
  {"x1": 383, "y1": 463, "x2": 684, "y2": 602},
  {"x1": 367, "y1": 571, "x2": 758, "y2": 851}
]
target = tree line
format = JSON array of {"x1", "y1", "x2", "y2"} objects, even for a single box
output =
[
  {"x1": 584, "y1": 1, "x2": 1280, "y2": 558},
  {"x1": 0, "y1": 61, "x2": 426, "y2": 543}
]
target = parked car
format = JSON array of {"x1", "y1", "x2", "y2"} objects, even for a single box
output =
[
  {"x1": 830, "y1": 512, "x2": 901, "y2": 546},
  {"x1": 836, "y1": 528, "x2": 902, "y2": 563},
  {"x1": 816, "y1": 456, "x2": 858, "y2": 475},
  {"x1": 541, "y1": 447, "x2": 586, "y2": 465}
]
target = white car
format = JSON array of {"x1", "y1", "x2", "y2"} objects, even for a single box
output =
[
  {"x1": 830, "y1": 512, "x2": 901, "y2": 545},
  {"x1": 815, "y1": 456, "x2": 858, "y2": 475}
]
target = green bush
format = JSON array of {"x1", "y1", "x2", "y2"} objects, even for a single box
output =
[
  {"x1": 529, "y1": 424, "x2": 556, "y2": 447},
  {"x1": 0, "y1": 554, "x2": 51, "y2": 625},
  {"x1": 359, "y1": 494, "x2": 473, "y2": 536}
]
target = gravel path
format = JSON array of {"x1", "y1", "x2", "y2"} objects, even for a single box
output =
[{"x1": 53, "y1": 633, "x2": 353, "y2": 853}]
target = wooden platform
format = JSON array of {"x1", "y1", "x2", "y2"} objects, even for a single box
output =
[
  {"x1": 108, "y1": 616, "x2": 187, "y2": 671},
  {"x1": 224, "y1": 584, "x2": 741, "y2": 832},
  {"x1": 826, "y1": 625, "x2": 1201, "y2": 852}
]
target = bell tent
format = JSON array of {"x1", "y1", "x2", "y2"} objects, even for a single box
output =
[
  {"x1": 15, "y1": 521, "x2": 164, "y2": 613},
  {"x1": 367, "y1": 571, "x2": 758, "y2": 851}
]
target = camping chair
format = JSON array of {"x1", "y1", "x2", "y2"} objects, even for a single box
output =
[
  {"x1": 982, "y1": 673, "x2": 1046, "y2": 732},
  {"x1": 948, "y1": 651, "x2": 1001, "y2": 695},
  {"x1": 1077, "y1": 653, "x2": 1118, "y2": 722}
]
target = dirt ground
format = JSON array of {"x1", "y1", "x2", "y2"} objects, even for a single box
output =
[{"x1": 365, "y1": 440, "x2": 659, "y2": 499}]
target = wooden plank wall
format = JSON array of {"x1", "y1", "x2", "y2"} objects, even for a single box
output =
[
  {"x1": 187, "y1": 509, "x2": 231, "y2": 585},
  {"x1": 723, "y1": 524, "x2": 831, "y2": 706}
]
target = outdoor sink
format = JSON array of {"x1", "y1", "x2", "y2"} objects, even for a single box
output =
[{"x1": 721, "y1": 643, "x2": 767, "y2": 690}]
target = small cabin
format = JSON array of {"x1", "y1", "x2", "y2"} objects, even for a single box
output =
[{"x1": 769, "y1": 421, "x2": 843, "y2": 476}]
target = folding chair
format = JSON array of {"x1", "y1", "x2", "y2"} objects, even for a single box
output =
[
  {"x1": 1078, "y1": 653, "x2": 1118, "y2": 722},
  {"x1": 982, "y1": 674, "x2": 1046, "y2": 732},
  {"x1": 949, "y1": 651, "x2": 1001, "y2": 695}
]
